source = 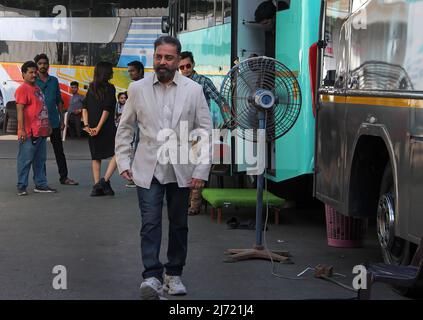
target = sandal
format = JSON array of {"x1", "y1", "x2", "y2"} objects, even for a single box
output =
[
  {"x1": 188, "y1": 208, "x2": 200, "y2": 216},
  {"x1": 61, "y1": 178, "x2": 79, "y2": 186}
]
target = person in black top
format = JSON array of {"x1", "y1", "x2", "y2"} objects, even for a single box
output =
[{"x1": 82, "y1": 61, "x2": 118, "y2": 196}]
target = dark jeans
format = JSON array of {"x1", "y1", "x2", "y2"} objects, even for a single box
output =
[
  {"x1": 17, "y1": 137, "x2": 48, "y2": 190},
  {"x1": 137, "y1": 178, "x2": 190, "y2": 282},
  {"x1": 50, "y1": 127, "x2": 68, "y2": 183},
  {"x1": 68, "y1": 113, "x2": 81, "y2": 138}
]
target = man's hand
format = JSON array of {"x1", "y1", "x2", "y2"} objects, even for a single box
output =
[
  {"x1": 188, "y1": 178, "x2": 205, "y2": 190},
  {"x1": 121, "y1": 170, "x2": 133, "y2": 181},
  {"x1": 60, "y1": 122, "x2": 65, "y2": 130},
  {"x1": 47, "y1": 126, "x2": 53, "y2": 136},
  {"x1": 18, "y1": 129, "x2": 27, "y2": 142}
]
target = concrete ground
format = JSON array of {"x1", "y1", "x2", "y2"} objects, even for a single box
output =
[{"x1": 0, "y1": 137, "x2": 407, "y2": 300}]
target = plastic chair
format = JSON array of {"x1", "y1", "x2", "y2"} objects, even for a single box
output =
[{"x1": 358, "y1": 236, "x2": 423, "y2": 299}]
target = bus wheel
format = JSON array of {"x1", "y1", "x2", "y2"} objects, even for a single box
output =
[{"x1": 377, "y1": 164, "x2": 410, "y2": 265}]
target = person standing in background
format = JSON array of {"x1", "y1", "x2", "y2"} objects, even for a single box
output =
[
  {"x1": 15, "y1": 61, "x2": 56, "y2": 195},
  {"x1": 115, "y1": 91, "x2": 128, "y2": 128},
  {"x1": 35, "y1": 53, "x2": 78, "y2": 186},
  {"x1": 67, "y1": 81, "x2": 84, "y2": 139},
  {"x1": 82, "y1": 61, "x2": 118, "y2": 197},
  {"x1": 178, "y1": 51, "x2": 231, "y2": 216},
  {"x1": 125, "y1": 60, "x2": 145, "y2": 188}
]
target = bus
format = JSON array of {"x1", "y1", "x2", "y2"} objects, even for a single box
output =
[
  {"x1": 315, "y1": 0, "x2": 423, "y2": 264},
  {"x1": 0, "y1": 0, "x2": 167, "y2": 112},
  {"x1": 164, "y1": 0, "x2": 321, "y2": 200}
]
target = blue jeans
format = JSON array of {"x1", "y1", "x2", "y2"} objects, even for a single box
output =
[
  {"x1": 17, "y1": 137, "x2": 48, "y2": 190},
  {"x1": 137, "y1": 178, "x2": 190, "y2": 282}
]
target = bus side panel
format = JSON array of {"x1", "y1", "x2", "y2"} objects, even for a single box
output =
[
  {"x1": 344, "y1": 101, "x2": 410, "y2": 237},
  {"x1": 0, "y1": 63, "x2": 131, "y2": 110},
  {"x1": 315, "y1": 96, "x2": 346, "y2": 210},
  {"x1": 272, "y1": 0, "x2": 321, "y2": 182}
]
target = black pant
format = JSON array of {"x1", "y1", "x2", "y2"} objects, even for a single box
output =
[
  {"x1": 136, "y1": 178, "x2": 190, "y2": 281},
  {"x1": 68, "y1": 113, "x2": 81, "y2": 138},
  {"x1": 50, "y1": 127, "x2": 68, "y2": 183}
]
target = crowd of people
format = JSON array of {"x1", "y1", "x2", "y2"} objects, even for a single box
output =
[{"x1": 14, "y1": 35, "x2": 231, "y2": 300}]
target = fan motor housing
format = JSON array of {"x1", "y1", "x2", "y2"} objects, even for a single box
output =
[{"x1": 254, "y1": 89, "x2": 275, "y2": 110}]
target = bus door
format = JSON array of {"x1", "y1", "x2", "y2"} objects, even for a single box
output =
[
  {"x1": 235, "y1": 0, "x2": 268, "y2": 61},
  {"x1": 407, "y1": 2, "x2": 423, "y2": 240},
  {"x1": 315, "y1": 0, "x2": 350, "y2": 209},
  {"x1": 409, "y1": 100, "x2": 423, "y2": 241}
]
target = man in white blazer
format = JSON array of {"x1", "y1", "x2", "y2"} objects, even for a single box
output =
[{"x1": 115, "y1": 36, "x2": 212, "y2": 300}]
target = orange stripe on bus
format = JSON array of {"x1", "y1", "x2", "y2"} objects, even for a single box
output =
[
  {"x1": 2, "y1": 64, "x2": 23, "y2": 81},
  {"x1": 320, "y1": 95, "x2": 423, "y2": 108}
]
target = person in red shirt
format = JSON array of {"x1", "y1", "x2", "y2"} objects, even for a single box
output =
[{"x1": 15, "y1": 61, "x2": 56, "y2": 195}]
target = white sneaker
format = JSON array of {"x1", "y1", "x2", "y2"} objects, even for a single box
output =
[
  {"x1": 163, "y1": 275, "x2": 187, "y2": 295},
  {"x1": 140, "y1": 277, "x2": 163, "y2": 300}
]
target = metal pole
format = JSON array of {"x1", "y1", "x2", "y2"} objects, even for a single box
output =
[{"x1": 255, "y1": 111, "x2": 265, "y2": 247}]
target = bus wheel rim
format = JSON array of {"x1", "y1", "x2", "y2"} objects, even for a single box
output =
[{"x1": 377, "y1": 193, "x2": 395, "y2": 252}]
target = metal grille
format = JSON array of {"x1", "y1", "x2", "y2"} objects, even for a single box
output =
[{"x1": 220, "y1": 56, "x2": 302, "y2": 142}]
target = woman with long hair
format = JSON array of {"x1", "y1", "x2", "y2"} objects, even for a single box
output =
[{"x1": 82, "y1": 61, "x2": 118, "y2": 196}]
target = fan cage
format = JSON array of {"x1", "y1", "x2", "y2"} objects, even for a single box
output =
[{"x1": 220, "y1": 57, "x2": 302, "y2": 142}]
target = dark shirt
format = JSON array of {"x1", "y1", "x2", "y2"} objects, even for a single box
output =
[{"x1": 35, "y1": 75, "x2": 64, "y2": 129}]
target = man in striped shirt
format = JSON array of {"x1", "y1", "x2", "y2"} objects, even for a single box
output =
[
  {"x1": 179, "y1": 51, "x2": 231, "y2": 216},
  {"x1": 179, "y1": 51, "x2": 231, "y2": 127}
]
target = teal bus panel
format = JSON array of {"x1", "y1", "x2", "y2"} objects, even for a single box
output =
[
  {"x1": 178, "y1": 24, "x2": 232, "y2": 127},
  {"x1": 271, "y1": 0, "x2": 321, "y2": 182}
]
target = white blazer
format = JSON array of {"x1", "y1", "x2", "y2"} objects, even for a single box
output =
[{"x1": 115, "y1": 72, "x2": 212, "y2": 189}]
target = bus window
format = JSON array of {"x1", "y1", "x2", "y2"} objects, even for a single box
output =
[
  {"x1": 216, "y1": 0, "x2": 223, "y2": 25},
  {"x1": 207, "y1": 0, "x2": 215, "y2": 27},
  {"x1": 321, "y1": 0, "x2": 350, "y2": 88},
  {"x1": 223, "y1": 0, "x2": 231, "y2": 23},
  {"x1": 349, "y1": 0, "x2": 421, "y2": 92}
]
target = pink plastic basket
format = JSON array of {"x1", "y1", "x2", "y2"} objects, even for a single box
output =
[{"x1": 325, "y1": 205, "x2": 368, "y2": 248}]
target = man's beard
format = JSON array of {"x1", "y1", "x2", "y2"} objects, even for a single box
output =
[{"x1": 154, "y1": 65, "x2": 176, "y2": 83}]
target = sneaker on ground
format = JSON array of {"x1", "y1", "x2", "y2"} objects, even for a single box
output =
[
  {"x1": 100, "y1": 178, "x2": 115, "y2": 196},
  {"x1": 17, "y1": 189, "x2": 28, "y2": 196},
  {"x1": 90, "y1": 183, "x2": 105, "y2": 197},
  {"x1": 163, "y1": 275, "x2": 187, "y2": 295},
  {"x1": 34, "y1": 186, "x2": 57, "y2": 193},
  {"x1": 125, "y1": 180, "x2": 137, "y2": 188},
  {"x1": 140, "y1": 277, "x2": 163, "y2": 300}
]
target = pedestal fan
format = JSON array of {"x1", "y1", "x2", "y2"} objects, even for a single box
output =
[{"x1": 220, "y1": 56, "x2": 302, "y2": 262}]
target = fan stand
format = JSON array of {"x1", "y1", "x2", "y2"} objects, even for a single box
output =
[{"x1": 224, "y1": 111, "x2": 291, "y2": 263}]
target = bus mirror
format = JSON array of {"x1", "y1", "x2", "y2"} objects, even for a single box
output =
[{"x1": 161, "y1": 16, "x2": 170, "y2": 34}]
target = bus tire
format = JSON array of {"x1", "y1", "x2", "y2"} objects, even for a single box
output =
[{"x1": 377, "y1": 164, "x2": 411, "y2": 266}]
